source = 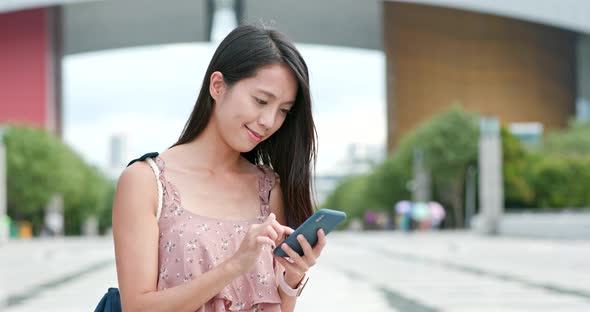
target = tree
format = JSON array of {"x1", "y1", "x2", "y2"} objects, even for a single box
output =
[
  {"x1": 321, "y1": 174, "x2": 371, "y2": 225},
  {"x1": 323, "y1": 106, "x2": 479, "y2": 228},
  {"x1": 395, "y1": 106, "x2": 479, "y2": 227},
  {"x1": 502, "y1": 128, "x2": 536, "y2": 208},
  {"x1": 4, "y1": 126, "x2": 68, "y2": 231},
  {"x1": 542, "y1": 120, "x2": 590, "y2": 156},
  {"x1": 4, "y1": 125, "x2": 113, "y2": 235}
]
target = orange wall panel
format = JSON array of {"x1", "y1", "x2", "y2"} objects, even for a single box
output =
[{"x1": 384, "y1": 2, "x2": 577, "y2": 151}]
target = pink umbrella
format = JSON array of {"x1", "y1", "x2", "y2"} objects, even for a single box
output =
[{"x1": 428, "y1": 201, "x2": 446, "y2": 221}]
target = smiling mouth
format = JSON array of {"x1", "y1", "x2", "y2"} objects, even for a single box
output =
[{"x1": 245, "y1": 125, "x2": 263, "y2": 141}]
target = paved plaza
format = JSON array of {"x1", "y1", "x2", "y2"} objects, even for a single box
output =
[{"x1": 1, "y1": 231, "x2": 589, "y2": 311}]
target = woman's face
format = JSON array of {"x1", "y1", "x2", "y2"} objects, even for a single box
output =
[{"x1": 210, "y1": 63, "x2": 298, "y2": 153}]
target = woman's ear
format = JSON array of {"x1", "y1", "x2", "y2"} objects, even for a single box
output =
[{"x1": 209, "y1": 71, "x2": 226, "y2": 102}]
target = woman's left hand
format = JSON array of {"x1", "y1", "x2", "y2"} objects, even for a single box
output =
[{"x1": 273, "y1": 228, "x2": 326, "y2": 285}]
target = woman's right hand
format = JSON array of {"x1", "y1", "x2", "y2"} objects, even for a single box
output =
[{"x1": 230, "y1": 213, "x2": 293, "y2": 273}]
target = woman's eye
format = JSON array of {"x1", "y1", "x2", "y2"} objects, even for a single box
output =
[
  {"x1": 281, "y1": 109, "x2": 292, "y2": 115},
  {"x1": 255, "y1": 97, "x2": 268, "y2": 105}
]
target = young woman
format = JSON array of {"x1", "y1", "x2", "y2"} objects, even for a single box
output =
[{"x1": 112, "y1": 24, "x2": 325, "y2": 312}]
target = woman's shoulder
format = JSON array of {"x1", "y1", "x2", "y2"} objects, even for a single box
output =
[
  {"x1": 116, "y1": 158, "x2": 160, "y2": 201},
  {"x1": 120, "y1": 159, "x2": 156, "y2": 183},
  {"x1": 113, "y1": 159, "x2": 160, "y2": 218}
]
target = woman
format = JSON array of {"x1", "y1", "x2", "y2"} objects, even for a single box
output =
[{"x1": 112, "y1": 24, "x2": 325, "y2": 312}]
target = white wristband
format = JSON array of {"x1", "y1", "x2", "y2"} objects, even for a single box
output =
[{"x1": 278, "y1": 272, "x2": 308, "y2": 297}]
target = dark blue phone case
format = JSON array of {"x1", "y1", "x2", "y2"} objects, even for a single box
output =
[{"x1": 273, "y1": 209, "x2": 347, "y2": 257}]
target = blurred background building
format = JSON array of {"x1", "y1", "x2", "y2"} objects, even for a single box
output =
[
  {"x1": 106, "y1": 132, "x2": 128, "y2": 180},
  {"x1": 1, "y1": 0, "x2": 589, "y2": 151}
]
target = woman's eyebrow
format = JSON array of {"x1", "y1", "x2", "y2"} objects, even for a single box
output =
[
  {"x1": 256, "y1": 88, "x2": 277, "y2": 99},
  {"x1": 256, "y1": 88, "x2": 295, "y2": 104}
]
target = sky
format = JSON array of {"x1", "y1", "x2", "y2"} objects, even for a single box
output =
[{"x1": 62, "y1": 42, "x2": 386, "y2": 176}]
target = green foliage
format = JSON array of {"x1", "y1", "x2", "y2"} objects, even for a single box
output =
[
  {"x1": 529, "y1": 155, "x2": 590, "y2": 209},
  {"x1": 542, "y1": 120, "x2": 590, "y2": 156},
  {"x1": 394, "y1": 106, "x2": 480, "y2": 227},
  {"x1": 63, "y1": 165, "x2": 113, "y2": 235},
  {"x1": 321, "y1": 174, "x2": 371, "y2": 225},
  {"x1": 502, "y1": 128, "x2": 536, "y2": 208},
  {"x1": 98, "y1": 184, "x2": 117, "y2": 234},
  {"x1": 365, "y1": 153, "x2": 411, "y2": 211},
  {"x1": 503, "y1": 121, "x2": 590, "y2": 210},
  {"x1": 323, "y1": 108, "x2": 590, "y2": 229},
  {"x1": 323, "y1": 106, "x2": 480, "y2": 228},
  {"x1": 397, "y1": 106, "x2": 479, "y2": 181},
  {"x1": 3, "y1": 125, "x2": 114, "y2": 235},
  {"x1": 5, "y1": 127, "x2": 67, "y2": 220}
]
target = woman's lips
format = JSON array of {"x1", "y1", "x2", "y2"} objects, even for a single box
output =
[{"x1": 245, "y1": 126, "x2": 263, "y2": 142}]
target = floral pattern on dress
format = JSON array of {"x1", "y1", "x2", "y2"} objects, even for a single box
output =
[{"x1": 152, "y1": 157, "x2": 282, "y2": 312}]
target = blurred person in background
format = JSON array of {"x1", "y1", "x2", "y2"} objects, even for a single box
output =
[{"x1": 112, "y1": 24, "x2": 325, "y2": 312}]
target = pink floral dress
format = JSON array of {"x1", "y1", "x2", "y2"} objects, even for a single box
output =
[{"x1": 151, "y1": 156, "x2": 282, "y2": 312}]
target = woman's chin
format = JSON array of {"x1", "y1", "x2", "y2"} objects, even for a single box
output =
[{"x1": 232, "y1": 142, "x2": 258, "y2": 153}]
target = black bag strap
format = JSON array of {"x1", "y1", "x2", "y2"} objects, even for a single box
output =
[{"x1": 127, "y1": 152, "x2": 159, "y2": 167}]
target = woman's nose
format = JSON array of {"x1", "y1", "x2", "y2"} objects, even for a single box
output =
[{"x1": 257, "y1": 108, "x2": 276, "y2": 130}]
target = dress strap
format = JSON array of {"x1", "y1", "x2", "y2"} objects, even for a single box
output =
[
  {"x1": 127, "y1": 152, "x2": 163, "y2": 221},
  {"x1": 145, "y1": 158, "x2": 164, "y2": 221},
  {"x1": 257, "y1": 165, "x2": 278, "y2": 217}
]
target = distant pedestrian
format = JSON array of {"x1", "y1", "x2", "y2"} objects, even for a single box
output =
[
  {"x1": 428, "y1": 201, "x2": 446, "y2": 229},
  {"x1": 395, "y1": 201, "x2": 412, "y2": 232}
]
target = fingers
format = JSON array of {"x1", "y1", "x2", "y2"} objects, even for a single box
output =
[
  {"x1": 251, "y1": 213, "x2": 278, "y2": 238},
  {"x1": 313, "y1": 228, "x2": 327, "y2": 255},
  {"x1": 279, "y1": 241, "x2": 309, "y2": 272},
  {"x1": 256, "y1": 236, "x2": 275, "y2": 246},
  {"x1": 269, "y1": 222, "x2": 285, "y2": 242},
  {"x1": 264, "y1": 213, "x2": 276, "y2": 225},
  {"x1": 274, "y1": 255, "x2": 297, "y2": 272},
  {"x1": 263, "y1": 226, "x2": 279, "y2": 243},
  {"x1": 297, "y1": 235, "x2": 317, "y2": 266},
  {"x1": 283, "y1": 226, "x2": 295, "y2": 236},
  {"x1": 257, "y1": 214, "x2": 294, "y2": 244},
  {"x1": 251, "y1": 213, "x2": 286, "y2": 248}
]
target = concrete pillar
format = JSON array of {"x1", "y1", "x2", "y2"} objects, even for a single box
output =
[
  {"x1": 474, "y1": 116, "x2": 504, "y2": 235},
  {"x1": 82, "y1": 215, "x2": 99, "y2": 237},
  {"x1": 577, "y1": 35, "x2": 590, "y2": 121},
  {"x1": 411, "y1": 149, "x2": 431, "y2": 203},
  {"x1": 44, "y1": 194, "x2": 64, "y2": 236}
]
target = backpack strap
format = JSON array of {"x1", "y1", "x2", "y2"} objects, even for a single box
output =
[
  {"x1": 127, "y1": 152, "x2": 159, "y2": 167},
  {"x1": 127, "y1": 152, "x2": 163, "y2": 221}
]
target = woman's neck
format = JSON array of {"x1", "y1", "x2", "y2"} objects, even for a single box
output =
[{"x1": 170, "y1": 123, "x2": 243, "y2": 173}]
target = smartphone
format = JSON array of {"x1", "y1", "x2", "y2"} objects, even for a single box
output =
[{"x1": 273, "y1": 209, "x2": 347, "y2": 257}]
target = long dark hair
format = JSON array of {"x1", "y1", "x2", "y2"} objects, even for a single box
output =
[{"x1": 173, "y1": 24, "x2": 316, "y2": 228}]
